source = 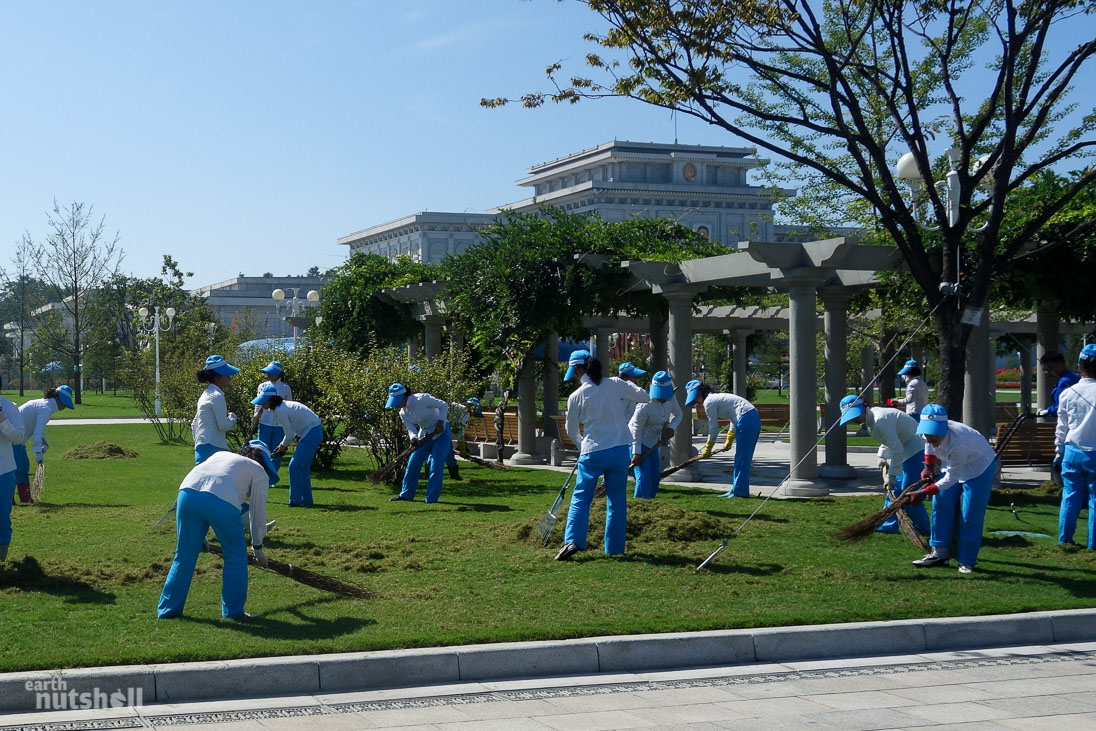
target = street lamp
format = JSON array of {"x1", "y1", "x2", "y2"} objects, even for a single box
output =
[
  {"x1": 271, "y1": 288, "x2": 320, "y2": 347},
  {"x1": 137, "y1": 305, "x2": 176, "y2": 415}
]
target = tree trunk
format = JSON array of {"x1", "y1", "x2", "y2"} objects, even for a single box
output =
[
  {"x1": 879, "y1": 327, "x2": 896, "y2": 403},
  {"x1": 934, "y1": 304, "x2": 967, "y2": 420}
]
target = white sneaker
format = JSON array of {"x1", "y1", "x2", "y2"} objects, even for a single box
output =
[
  {"x1": 912, "y1": 551, "x2": 950, "y2": 567},
  {"x1": 958, "y1": 564, "x2": 974, "y2": 574},
  {"x1": 265, "y1": 520, "x2": 277, "y2": 532}
]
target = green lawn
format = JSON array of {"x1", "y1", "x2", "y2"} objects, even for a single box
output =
[
  {"x1": 1, "y1": 423, "x2": 1093, "y2": 673},
  {"x1": 1, "y1": 390, "x2": 144, "y2": 419}
]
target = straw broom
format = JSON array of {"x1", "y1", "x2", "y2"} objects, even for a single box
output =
[
  {"x1": 836, "y1": 478, "x2": 932, "y2": 541},
  {"x1": 660, "y1": 443, "x2": 732, "y2": 479},
  {"x1": 367, "y1": 433, "x2": 440, "y2": 483},
  {"x1": 883, "y1": 466, "x2": 929, "y2": 552},
  {"x1": 30, "y1": 463, "x2": 45, "y2": 503},
  {"x1": 205, "y1": 543, "x2": 374, "y2": 599}
]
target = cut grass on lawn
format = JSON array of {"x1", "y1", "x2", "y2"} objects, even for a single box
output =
[
  {"x1": 0, "y1": 424, "x2": 1093, "y2": 673},
  {"x1": 2, "y1": 390, "x2": 144, "y2": 419}
]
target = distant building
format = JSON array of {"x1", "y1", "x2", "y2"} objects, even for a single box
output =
[
  {"x1": 339, "y1": 140, "x2": 827, "y2": 265},
  {"x1": 191, "y1": 275, "x2": 328, "y2": 338}
]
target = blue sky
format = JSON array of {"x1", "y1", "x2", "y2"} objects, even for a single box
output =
[{"x1": 1, "y1": 1, "x2": 1091, "y2": 288}]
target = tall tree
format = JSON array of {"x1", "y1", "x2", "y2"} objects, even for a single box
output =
[
  {"x1": 31, "y1": 200, "x2": 123, "y2": 403},
  {"x1": 487, "y1": 0, "x2": 1096, "y2": 417}
]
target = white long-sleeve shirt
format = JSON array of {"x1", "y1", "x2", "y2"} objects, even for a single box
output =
[
  {"x1": 178, "y1": 451, "x2": 270, "y2": 547},
  {"x1": 192, "y1": 384, "x2": 236, "y2": 449},
  {"x1": 399, "y1": 393, "x2": 449, "y2": 441},
  {"x1": 894, "y1": 378, "x2": 929, "y2": 415},
  {"x1": 629, "y1": 397, "x2": 683, "y2": 453},
  {"x1": 1055, "y1": 378, "x2": 1096, "y2": 452},
  {"x1": 566, "y1": 375, "x2": 650, "y2": 455},
  {"x1": 272, "y1": 401, "x2": 322, "y2": 448},
  {"x1": 865, "y1": 407, "x2": 922, "y2": 476},
  {"x1": 700, "y1": 392, "x2": 757, "y2": 442},
  {"x1": 18, "y1": 397, "x2": 58, "y2": 454},
  {"x1": 254, "y1": 380, "x2": 293, "y2": 427},
  {"x1": 923, "y1": 420, "x2": 997, "y2": 491},
  {"x1": 0, "y1": 398, "x2": 26, "y2": 474}
]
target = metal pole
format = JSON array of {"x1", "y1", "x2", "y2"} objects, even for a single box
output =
[{"x1": 154, "y1": 307, "x2": 162, "y2": 416}]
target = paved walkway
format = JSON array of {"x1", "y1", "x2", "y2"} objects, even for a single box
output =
[{"x1": 4, "y1": 641, "x2": 1095, "y2": 730}]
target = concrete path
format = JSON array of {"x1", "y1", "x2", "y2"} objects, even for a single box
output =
[{"x1": 4, "y1": 640, "x2": 1095, "y2": 730}]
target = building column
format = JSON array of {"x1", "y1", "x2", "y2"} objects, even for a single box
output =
[
  {"x1": 733, "y1": 328, "x2": 750, "y2": 397},
  {"x1": 649, "y1": 309, "x2": 668, "y2": 374},
  {"x1": 542, "y1": 333, "x2": 560, "y2": 440},
  {"x1": 1019, "y1": 342, "x2": 1033, "y2": 416},
  {"x1": 857, "y1": 344, "x2": 875, "y2": 436},
  {"x1": 595, "y1": 327, "x2": 612, "y2": 362},
  {"x1": 449, "y1": 328, "x2": 465, "y2": 352},
  {"x1": 963, "y1": 304, "x2": 995, "y2": 438},
  {"x1": 423, "y1": 316, "x2": 444, "y2": 360},
  {"x1": 408, "y1": 336, "x2": 421, "y2": 361},
  {"x1": 665, "y1": 290, "x2": 697, "y2": 477},
  {"x1": 1036, "y1": 304, "x2": 1059, "y2": 413},
  {"x1": 510, "y1": 352, "x2": 539, "y2": 465},
  {"x1": 819, "y1": 289, "x2": 855, "y2": 480},
  {"x1": 782, "y1": 279, "x2": 826, "y2": 496}
]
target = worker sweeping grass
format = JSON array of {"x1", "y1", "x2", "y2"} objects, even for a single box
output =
[
  {"x1": 0, "y1": 395, "x2": 26, "y2": 562},
  {"x1": 628, "y1": 370, "x2": 682, "y2": 499},
  {"x1": 1054, "y1": 344, "x2": 1096, "y2": 548},
  {"x1": 12, "y1": 385, "x2": 74, "y2": 504},
  {"x1": 684, "y1": 380, "x2": 759, "y2": 498},
  {"x1": 385, "y1": 383, "x2": 452, "y2": 503},
  {"x1": 248, "y1": 360, "x2": 292, "y2": 484},
  {"x1": 252, "y1": 385, "x2": 323, "y2": 507}
]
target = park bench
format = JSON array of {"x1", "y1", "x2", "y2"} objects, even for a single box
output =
[
  {"x1": 993, "y1": 419, "x2": 1057, "y2": 467},
  {"x1": 549, "y1": 415, "x2": 580, "y2": 466},
  {"x1": 995, "y1": 402, "x2": 1021, "y2": 423}
]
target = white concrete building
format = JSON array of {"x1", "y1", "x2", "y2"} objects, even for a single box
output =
[{"x1": 191, "y1": 275, "x2": 327, "y2": 338}]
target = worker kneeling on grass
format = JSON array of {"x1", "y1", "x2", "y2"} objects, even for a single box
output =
[
  {"x1": 158, "y1": 441, "x2": 279, "y2": 620},
  {"x1": 907, "y1": 404, "x2": 997, "y2": 575},
  {"x1": 838, "y1": 395, "x2": 931, "y2": 535}
]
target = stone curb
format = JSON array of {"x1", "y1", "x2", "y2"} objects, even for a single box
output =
[{"x1": 3, "y1": 608, "x2": 1095, "y2": 712}]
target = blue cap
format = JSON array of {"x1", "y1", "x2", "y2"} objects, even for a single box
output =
[
  {"x1": 466, "y1": 397, "x2": 480, "y2": 406},
  {"x1": 838, "y1": 395, "x2": 865, "y2": 425},
  {"x1": 385, "y1": 383, "x2": 408, "y2": 409},
  {"x1": 650, "y1": 371, "x2": 673, "y2": 400},
  {"x1": 245, "y1": 439, "x2": 280, "y2": 485},
  {"x1": 260, "y1": 360, "x2": 283, "y2": 376},
  {"x1": 55, "y1": 384, "x2": 75, "y2": 409},
  {"x1": 898, "y1": 359, "x2": 919, "y2": 376},
  {"x1": 684, "y1": 379, "x2": 703, "y2": 407},
  {"x1": 916, "y1": 403, "x2": 949, "y2": 437},
  {"x1": 1080, "y1": 344, "x2": 1096, "y2": 362},
  {"x1": 618, "y1": 362, "x2": 647, "y2": 379},
  {"x1": 409, "y1": 364, "x2": 421, "y2": 373},
  {"x1": 204, "y1": 354, "x2": 239, "y2": 377},
  {"x1": 564, "y1": 349, "x2": 592, "y2": 381},
  {"x1": 251, "y1": 383, "x2": 278, "y2": 405}
]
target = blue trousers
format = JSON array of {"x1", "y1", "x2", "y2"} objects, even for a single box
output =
[
  {"x1": 929, "y1": 459, "x2": 996, "y2": 567},
  {"x1": 564, "y1": 445, "x2": 629, "y2": 554},
  {"x1": 157, "y1": 489, "x2": 249, "y2": 618},
  {"x1": 13, "y1": 444, "x2": 30, "y2": 484},
  {"x1": 257, "y1": 423, "x2": 286, "y2": 479},
  {"x1": 878, "y1": 452, "x2": 932, "y2": 534},
  {"x1": 1059, "y1": 445, "x2": 1096, "y2": 548},
  {"x1": 288, "y1": 425, "x2": 322, "y2": 506},
  {"x1": 632, "y1": 442, "x2": 661, "y2": 499},
  {"x1": 194, "y1": 443, "x2": 225, "y2": 465},
  {"x1": 0, "y1": 470, "x2": 15, "y2": 545},
  {"x1": 398, "y1": 424, "x2": 452, "y2": 503},
  {"x1": 728, "y1": 409, "x2": 761, "y2": 497}
]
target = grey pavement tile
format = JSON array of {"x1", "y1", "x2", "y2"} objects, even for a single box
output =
[
  {"x1": 434, "y1": 718, "x2": 555, "y2": 731},
  {"x1": 259, "y1": 713, "x2": 379, "y2": 730},
  {"x1": 363, "y1": 726, "x2": 442, "y2": 731},
  {"x1": 432, "y1": 699, "x2": 566, "y2": 721},
  {"x1": 316, "y1": 682, "x2": 493, "y2": 704},
  {"x1": 634, "y1": 724, "x2": 730, "y2": 731},
  {"x1": 716, "y1": 695, "x2": 836, "y2": 718},
  {"x1": 616, "y1": 686, "x2": 749, "y2": 706},
  {"x1": 618, "y1": 701, "x2": 745, "y2": 726},
  {"x1": 873, "y1": 668, "x2": 986, "y2": 688},
  {"x1": 352, "y1": 705, "x2": 474, "y2": 727},
  {"x1": 795, "y1": 674, "x2": 909, "y2": 694},
  {"x1": 961, "y1": 675, "x2": 1096, "y2": 699},
  {"x1": 139, "y1": 695, "x2": 320, "y2": 716},
  {"x1": 906, "y1": 723, "x2": 1013, "y2": 731},
  {"x1": 1053, "y1": 641, "x2": 1096, "y2": 653},
  {"x1": 898, "y1": 700, "x2": 1023, "y2": 724},
  {"x1": 920, "y1": 646, "x2": 1059, "y2": 661},
  {"x1": 887, "y1": 683, "x2": 1000, "y2": 704},
  {"x1": 163, "y1": 723, "x2": 269, "y2": 731},
  {"x1": 977, "y1": 694, "x2": 1096, "y2": 717},
  {"x1": 1059, "y1": 691, "x2": 1096, "y2": 705},
  {"x1": 803, "y1": 690, "x2": 921, "y2": 711},
  {"x1": 996, "y1": 712, "x2": 1096, "y2": 730},
  {"x1": 533, "y1": 709, "x2": 652, "y2": 730},
  {"x1": 540, "y1": 690, "x2": 665, "y2": 713},
  {"x1": 634, "y1": 663, "x2": 793, "y2": 682},
  {"x1": 712, "y1": 713, "x2": 836, "y2": 729},
  {"x1": 784, "y1": 654, "x2": 928, "y2": 671},
  {"x1": 807, "y1": 707, "x2": 936, "y2": 730},
  {"x1": 0, "y1": 706, "x2": 140, "y2": 725}
]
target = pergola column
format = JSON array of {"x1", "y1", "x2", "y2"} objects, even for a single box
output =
[
  {"x1": 649, "y1": 309, "x2": 668, "y2": 374},
  {"x1": 423, "y1": 316, "x2": 444, "y2": 359},
  {"x1": 595, "y1": 327, "x2": 612, "y2": 362},
  {"x1": 1019, "y1": 342, "x2": 1033, "y2": 416},
  {"x1": 408, "y1": 337, "x2": 421, "y2": 361},
  {"x1": 782, "y1": 277, "x2": 826, "y2": 496},
  {"x1": 963, "y1": 304, "x2": 995, "y2": 438},
  {"x1": 509, "y1": 351, "x2": 539, "y2": 465},
  {"x1": 1036, "y1": 304, "x2": 1059, "y2": 413},
  {"x1": 860, "y1": 344, "x2": 875, "y2": 405},
  {"x1": 449, "y1": 328, "x2": 465, "y2": 352},
  {"x1": 819, "y1": 288, "x2": 855, "y2": 480},
  {"x1": 665, "y1": 289, "x2": 697, "y2": 475},
  {"x1": 733, "y1": 328, "x2": 750, "y2": 397},
  {"x1": 542, "y1": 333, "x2": 560, "y2": 440}
]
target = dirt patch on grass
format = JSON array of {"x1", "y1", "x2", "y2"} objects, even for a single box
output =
[{"x1": 63, "y1": 441, "x2": 140, "y2": 459}]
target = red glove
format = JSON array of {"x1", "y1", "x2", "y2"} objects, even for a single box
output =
[
  {"x1": 907, "y1": 483, "x2": 940, "y2": 507},
  {"x1": 921, "y1": 454, "x2": 937, "y2": 481},
  {"x1": 886, "y1": 398, "x2": 896, "y2": 408}
]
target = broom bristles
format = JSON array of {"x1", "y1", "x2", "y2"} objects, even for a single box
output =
[
  {"x1": 464, "y1": 453, "x2": 508, "y2": 471},
  {"x1": 31, "y1": 463, "x2": 44, "y2": 503},
  {"x1": 836, "y1": 478, "x2": 932, "y2": 542},
  {"x1": 205, "y1": 544, "x2": 374, "y2": 599}
]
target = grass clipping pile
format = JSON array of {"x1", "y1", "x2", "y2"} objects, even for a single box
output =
[
  {"x1": 64, "y1": 441, "x2": 140, "y2": 460},
  {"x1": 525, "y1": 498, "x2": 732, "y2": 547}
]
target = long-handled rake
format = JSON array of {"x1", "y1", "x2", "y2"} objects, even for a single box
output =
[
  {"x1": 883, "y1": 466, "x2": 929, "y2": 552},
  {"x1": 660, "y1": 442, "x2": 732, "y2": 480},
  {"x1": 204, "y1": 543, "x2": 374, "y2": 599},
  {"x1": 149, "y1": 499, "x2": 178, "y2": 532},
  {"x1": 536, "y1": 461, "x2": 579, "y2": 546},
  {"x1": 30, "y1": 463, "x2": 45, "y2": 503},
  {"x1": 368, "y1": 432, "x2": 440, "y2": 483}
]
